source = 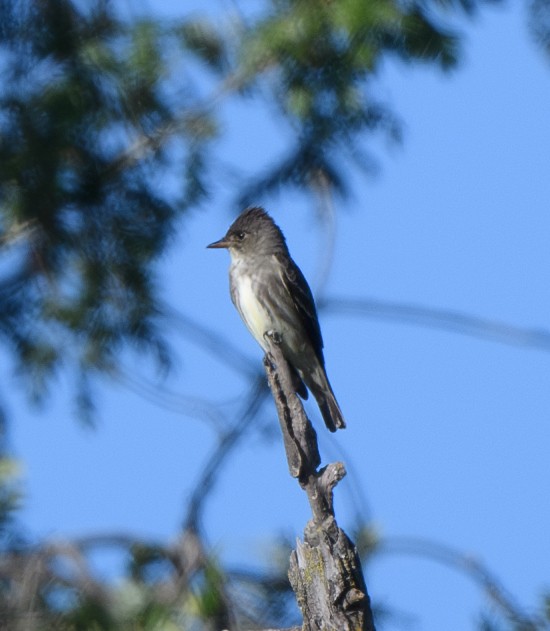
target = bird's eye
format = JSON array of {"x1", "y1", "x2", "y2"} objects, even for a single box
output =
[{"x1": 236, "y1": 231, "x2": 246, "y2": 240}]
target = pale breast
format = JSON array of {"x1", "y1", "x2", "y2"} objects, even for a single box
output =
[{"x1": 231, "y1": 271, "x2": 273, "y2": 351}]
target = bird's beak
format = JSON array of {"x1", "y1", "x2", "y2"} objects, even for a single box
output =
[{"x1": 207, "y1": 237, "x2": 230, "y2": 249}]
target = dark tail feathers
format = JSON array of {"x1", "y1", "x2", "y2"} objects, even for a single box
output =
[{"x1": 316, "y1": 388, "x2": 346, "y2": 433}]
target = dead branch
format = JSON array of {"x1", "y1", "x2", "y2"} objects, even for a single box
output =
[{"x1": 263, "y1": 340, "x2": 376, "y2": 631}]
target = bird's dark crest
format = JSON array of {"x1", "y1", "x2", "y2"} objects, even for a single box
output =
[{"x1": 231, "y1": 207, "x2": 282, "y2": 235}]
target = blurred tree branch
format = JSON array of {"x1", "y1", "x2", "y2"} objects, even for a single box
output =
[
  {"x1": 160, "y1": 302, "x2": 259, "y2": 378},
  {"x1": 320, "y1": 297, "x2": 550, "y2": 353},
  {"x1": 183, "y1": 375, "x2": 269, "y2": 531},
  {"x1": 376, "y1": 536, "x2": 545, "y2": 631}
]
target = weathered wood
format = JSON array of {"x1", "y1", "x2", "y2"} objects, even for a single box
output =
[
  {"x1": 263, "y1": 342, "x2": 376, "y2": 631},
  {"x1": 263, "y1": 345, "x2": 320, "y2": 480}
]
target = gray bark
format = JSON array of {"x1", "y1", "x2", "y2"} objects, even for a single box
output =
[{"x1": 263, "y1": 341, "x2": 376, "y2": 631}]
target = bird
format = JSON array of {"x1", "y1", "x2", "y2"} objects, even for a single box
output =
[{"x1": 207, "y1": 207, "x2": 345, "y2": 432}]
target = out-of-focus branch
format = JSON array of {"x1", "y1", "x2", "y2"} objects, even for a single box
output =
[
  {"x1": 112, "y1": 366, "x2": 229, "y2": 430},
  {"x1": 161, "y1": 302, "x2": 259, "y2": 378},
  {"x1": 183, "y1": 374, "x2": 269, "y2": 531},
  {"x1": 377, "y1": 537, "x2": 544, "y2": 630},
  {"x1": 0, "y1": 540, "x2": 110, "y2": 618},
  {"x1": 310, "y1": 170, "x2": 338, "y2": 299},
  {"x1": 0, "y1": 529, "x2": 234, "y2": 627},
  {"x1": 320, "y1": 296, "x2": 550, "y2": 353},
  {"x1": 74, "y1": 530, "x2": 219, "y2": 606}
]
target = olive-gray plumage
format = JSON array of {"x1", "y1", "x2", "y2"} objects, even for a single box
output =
[{"x1": 207, "y1": 207, "x2": 345, "y2": 432}]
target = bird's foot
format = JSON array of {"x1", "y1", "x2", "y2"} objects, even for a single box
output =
[{"x1": 264, "y1": 329, "x2": 283, "y2": 345}]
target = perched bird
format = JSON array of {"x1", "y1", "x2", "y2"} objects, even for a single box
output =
[{"x1": 207, "y1": 207, "x2": 345, "y2": 432}]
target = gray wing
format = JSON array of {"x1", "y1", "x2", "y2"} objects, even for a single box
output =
[{"x1": 275, "y1": 252, "x2": 325, "y2": 365}]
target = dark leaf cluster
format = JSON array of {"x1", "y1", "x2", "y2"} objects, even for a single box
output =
[
  {"x1": 237, "y1": 0, "x2": 461, "y2": 204},
  {"x1": 0, "y1": 0, "x2": 216, "y2": 413}
]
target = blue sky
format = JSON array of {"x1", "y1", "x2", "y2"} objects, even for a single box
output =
[{"x1": 7, "y1": 2, "x2": 550, "y2": 630}]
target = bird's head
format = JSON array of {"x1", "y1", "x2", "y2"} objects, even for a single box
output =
[{"x1": 207, "y1": 207, "x2": 287, "y2": 257}]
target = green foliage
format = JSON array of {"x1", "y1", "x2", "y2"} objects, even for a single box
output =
[
  {"x1": 0, "y1": 456, "x2": 24, "y2": 551},
  {"x1": 236, "y1": 0, "x2": 460, "y2": 204},
  {"x1": 0, "y1": 0, "x2": 216, "y2": 415},
  {"x1": 176, "y1": 19, "x2": 229, "y2": 73},
  {"x1": 529, "y1": 0, "x2": 550, "y2": 59}
]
